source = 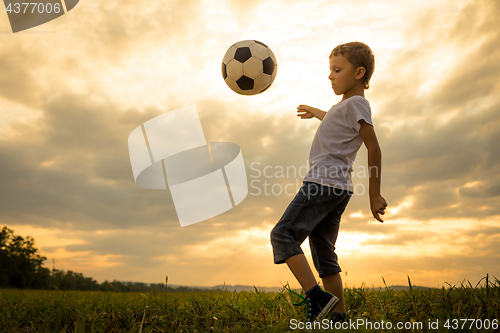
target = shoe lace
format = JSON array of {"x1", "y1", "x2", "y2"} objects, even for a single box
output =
[{"x1": 285, "y1": 287, "x2": 311, "y2": 319}]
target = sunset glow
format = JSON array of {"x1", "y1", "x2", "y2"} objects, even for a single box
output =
[{"x1": 1, "y1": 0, "x2": 499, "y2": 289}]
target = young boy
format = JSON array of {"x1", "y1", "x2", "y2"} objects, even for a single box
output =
[{"x1": 270, "y1": 42, "x2": 387, "y2": 322}]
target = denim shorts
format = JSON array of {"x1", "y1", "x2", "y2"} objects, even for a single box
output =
[{"x1": 270, "y1": 181, "x2": 351, "y2": 277}]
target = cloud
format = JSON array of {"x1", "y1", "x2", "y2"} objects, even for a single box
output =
[
  {"x1": 0, "y1": 49, "x2": 44, "y2": 107},
  {"x1": 1, "y1": 92, "x2": 210, "y2": 226},
  {"x1": 2, "y1": 0, "x2": 500, "y2": 287},
  {"x1": 0, "y1": 91, "x2": 308, "y2": 235},
  {"x1": 363, "y1": 0, "x2": 500, "y2": 223}
]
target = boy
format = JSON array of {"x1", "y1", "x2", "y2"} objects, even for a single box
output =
[{"x1": 270, "y1": 42, "x2": 387, "y2": 322}]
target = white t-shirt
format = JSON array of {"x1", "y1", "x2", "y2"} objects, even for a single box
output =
[{"x1": 303, "y1": 95, "x2": 373, "y2": 192}]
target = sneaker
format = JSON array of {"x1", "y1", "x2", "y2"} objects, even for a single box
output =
[{"x1": 287, "y1": 286, "x2": 339, "y2": 322}]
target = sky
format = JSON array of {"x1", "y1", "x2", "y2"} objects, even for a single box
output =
[{"x1": 1, "y1": 0, "x2": 499, "y2": 289}]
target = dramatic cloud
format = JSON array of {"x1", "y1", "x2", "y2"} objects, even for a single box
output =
[{"x1": 1, "y1": 0, "x2": 499, "y2": 288}]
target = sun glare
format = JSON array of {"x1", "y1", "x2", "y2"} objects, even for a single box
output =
[{"x1": 387, "y1": 195, "x2": 414, "y2": 215}]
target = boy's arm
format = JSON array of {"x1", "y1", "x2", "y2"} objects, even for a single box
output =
[
  {"x1": 359, "y1": 120, "x2": 387, "y2": 222},
  {"x1": 297, "y1": 105, "x2": 327, "y2": 120}
]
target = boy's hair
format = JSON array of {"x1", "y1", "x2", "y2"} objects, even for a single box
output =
[{"x1": 330, "y1": 42, "x2": 375, "y2": 90}]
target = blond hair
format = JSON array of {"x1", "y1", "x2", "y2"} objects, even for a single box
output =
[{"x1": 330, "y1": 42, "x2": 375, "y2": 90}]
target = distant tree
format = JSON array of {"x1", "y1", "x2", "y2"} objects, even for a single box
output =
[
  {"x1": 0, "y1": 226, "x2": 51, "y2": 288},
  {"x1": 1, "y1": 226, "x2": 192, "y2": 292},
  {"x1": 0, "y1": 227, "x2": 11, "y2": 287},
  {"x1": 50, "y1": 269, "x2": 99, "y2": 291}
]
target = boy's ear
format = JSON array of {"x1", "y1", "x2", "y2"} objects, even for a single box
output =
[{"x1": 355, "y1": 67, "x2": 366, "y2": 80}]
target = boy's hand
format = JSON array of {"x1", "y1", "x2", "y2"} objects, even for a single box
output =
[
  {"x1": 297, "y1": 105, "x2": 326, "y2": 120},
  {"x1": 370, "y1": 194, "x2": 387, "y2": 223}
]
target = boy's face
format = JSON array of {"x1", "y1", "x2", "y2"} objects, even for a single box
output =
[{"x1": 328, "y1": 54, "x2": 364, "y2": 96}]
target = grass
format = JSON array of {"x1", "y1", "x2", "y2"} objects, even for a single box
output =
[{"x1": 1, "y1": 276, "x2": 499, "y2": 332}]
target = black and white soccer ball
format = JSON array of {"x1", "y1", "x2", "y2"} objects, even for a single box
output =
[{"x1": 222, "y1": 40, "x2": 278, "y2": 95}]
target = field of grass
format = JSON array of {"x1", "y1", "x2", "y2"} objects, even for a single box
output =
[{"x1": 1, "y1": 276, "x2": 499, "y2": 332}]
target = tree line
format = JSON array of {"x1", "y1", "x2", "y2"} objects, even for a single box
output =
[{"x1": 0, "y1": 227, "x2": 212, "y2": 292}]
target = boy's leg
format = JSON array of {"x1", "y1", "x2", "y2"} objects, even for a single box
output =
[
  {"x1": 271, "y1": 182, "x2": 330, "y2": 276},
  {"x1": 271, "y1": 182, "x2": 340, "y2": 321},
  {"x1": 322, "y1": 272, "x2": 346, "y2": 313},
  {"x1": 286, "y1": 253, "x2": 340, "y2": 322},
  {"x1": 308, "y1": 189, "x2": 351, "y2": 314},
  {"x1": 271, "y1": 182, "x2": 348, "y2": 321},
  {"x1": 285, "y1": 253, "x2": 317, "y2": 292}
]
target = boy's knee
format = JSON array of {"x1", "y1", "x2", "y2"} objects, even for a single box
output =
[
  {"x1": 270, "y1": 225, "x2": 278, "y2": 243},
  {"x1": 270, "y1": 224, "x2": 285, "y2": 248}
]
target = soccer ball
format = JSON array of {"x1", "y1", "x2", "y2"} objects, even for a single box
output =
[{"x1": 222, "y1": 40, "x2": 278, "y2": 95}]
